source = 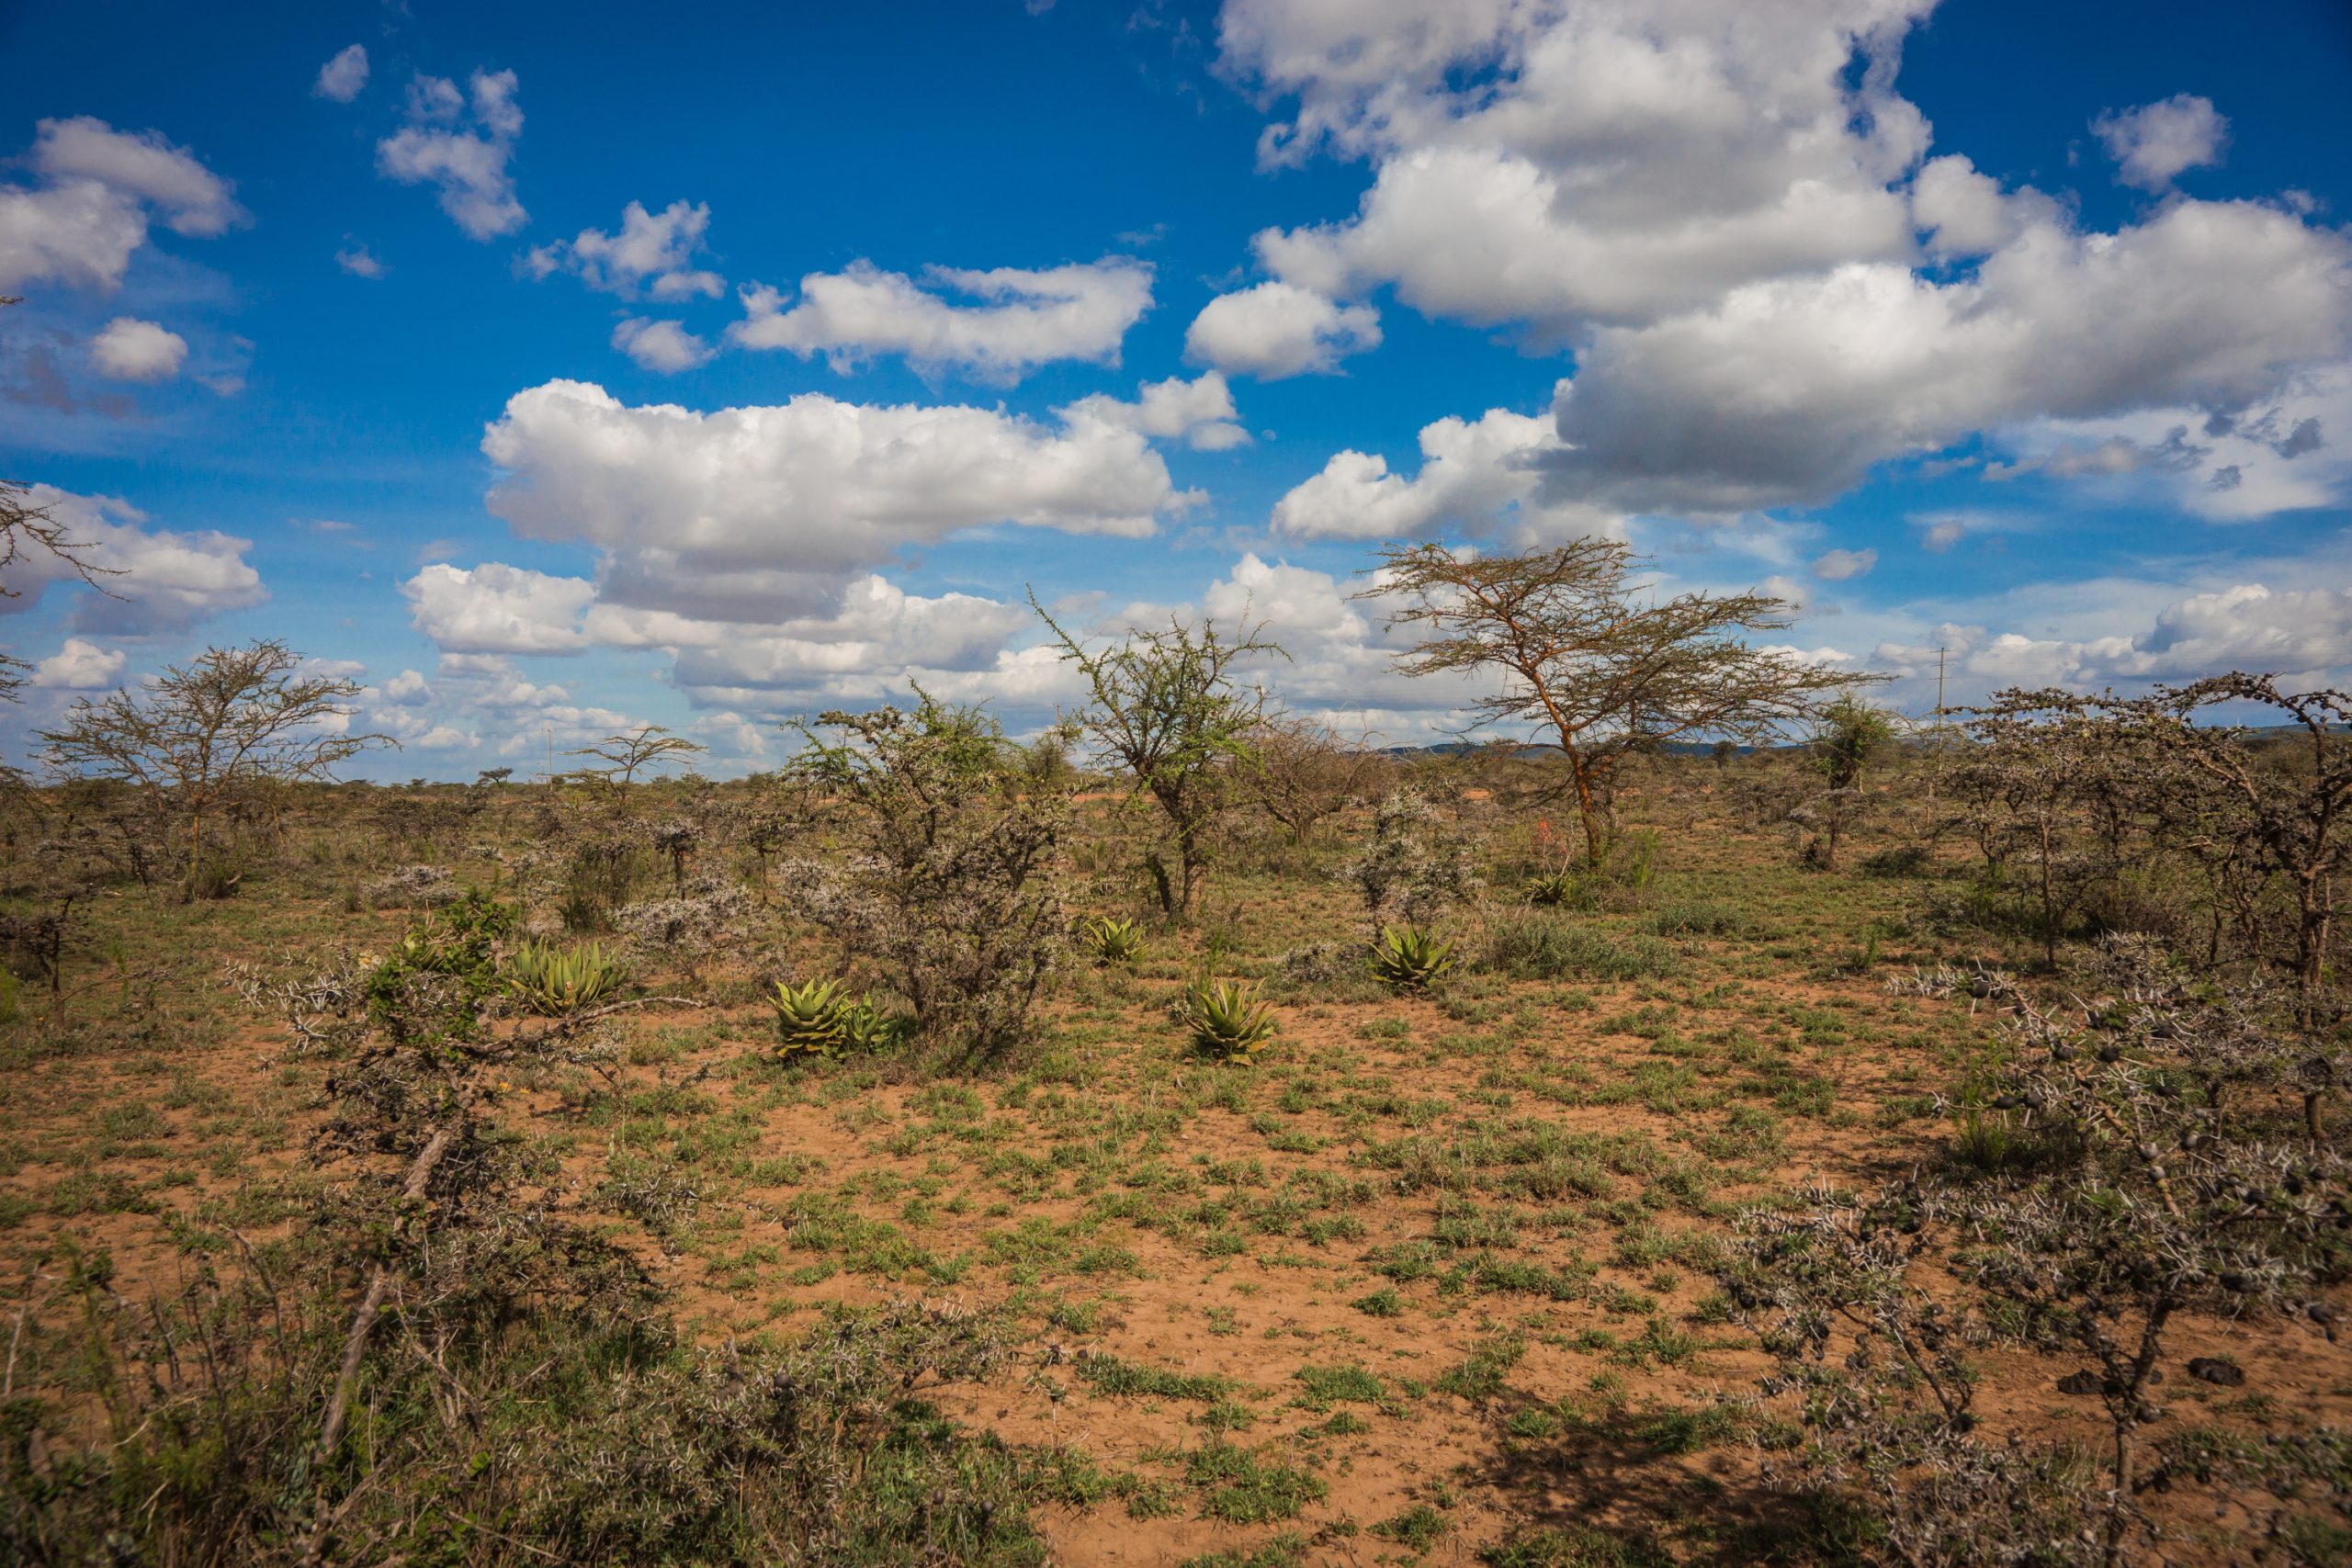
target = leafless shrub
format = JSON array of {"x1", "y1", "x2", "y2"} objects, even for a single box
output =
[
  {"x1": 616, "y1": 874, "x2": 749, "y2": 982},
  {"x1": 1729, "y1": 1183, "x2": 2105, "y2": 1566},
  {"x1": 1245, "y1": 713, "x2": 1379, "y2": 842},
  {"x1": 364, "y1": 862, "x2": 459, "y2": 909},
  {"x1": 1730, "y1": 940, "x2": 2349, "y2": 1563}
]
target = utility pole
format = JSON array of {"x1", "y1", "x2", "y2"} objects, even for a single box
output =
[{"x1": 1928, "y1": 645, "x2": 1948, "y2": 804}]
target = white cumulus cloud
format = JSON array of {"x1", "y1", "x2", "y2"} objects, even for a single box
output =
[
  {"x1": 731, "y1": 257, "x2": 1152, "y2": 380},
  {"x1": 30, "y1": 637, "x2": 125, "y2": 689},
  {"x1": 1220, "y1": 0, "x2": 1931, "y2": 337},
  {"x1": 526, "y1": 198, "x2": 723, "y2": 299},
  {"x1": 1184, "y1": 280, "x2": 1381, "y2": 378},
  {"x1": 402, "y1": 562, "x2": 595, "y2": 655},
  {"x1": 377, "y1": 70, "x2": 526, "y2": 240},
  {"x1": 610, "y1": 318, "x2": 715, "y2": 373},
  {"x1": 313, "y1": 44, "x2": 370, "y2": 103},
  {"x1": 0, "y1": 117, "x2": 242, "y2": 292},
  {"x1": 2094, "y1": 94, "x2": 2228, "y2": 191},
  {"x1": 88, "y1": 317, "x2": 187, "y2": 381},
  {"x1": 1533, "y1": 200, "x2": 2352, "y2": 515},
  {"x1": 479, "y1": 378, "x2": 1191, "y2": 623},
  {"x1": 1272, "y1": 393, "x2": 1618, "y2": 545},
  {"x1": 1812, "y1": 547, "x2": 1878, "y2": 581},
  {"x1": 1059, "y1": 370, "x2": 1250, "y2": 450}
]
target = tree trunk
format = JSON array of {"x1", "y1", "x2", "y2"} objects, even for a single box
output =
[
  {"x1": 1567, "y1": 751, "x2": 1605, "y2": 870},
  {"x1": 2296, "y1": 869, "x2": 2329, "y2": 1024},
  {"x1": 1144, "y1": 851, "x2": 1175, "y2": 917}
]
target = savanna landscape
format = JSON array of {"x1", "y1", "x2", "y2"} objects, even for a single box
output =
[
  {"x1": 7, "y1": 3, "x2": 2352, "y2": 1565},
  {"x1": 2, "y1": 518, "x2": 2348, "y2": 1567}
]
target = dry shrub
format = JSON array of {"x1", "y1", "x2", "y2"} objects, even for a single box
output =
[
  {"x1": 1724, "y1": 936, "x2": 2350, "y2": 1563},
  {"x1": 784, "y1": 695, "x2": 1069, "y2": 1059}
]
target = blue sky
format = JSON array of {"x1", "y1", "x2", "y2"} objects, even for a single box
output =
[{"x1": 4, "y1": 0, "x2": 2349, "y2": 776}]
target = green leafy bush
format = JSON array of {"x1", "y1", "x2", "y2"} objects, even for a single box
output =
[{"x1": 364, "y1": 887, "x2": 518, "y2": 1045}]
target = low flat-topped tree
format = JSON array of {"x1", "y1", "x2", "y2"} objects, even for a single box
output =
[
  {"x1": 1365, "y1": 539, "x2": 1871, "y2": 868},
  {"x1": 568, "y1": 723, "x2": 706, "y2": 787},
  {"x1": 40, "y1": 638, "x2": 393, "y2": 888}
]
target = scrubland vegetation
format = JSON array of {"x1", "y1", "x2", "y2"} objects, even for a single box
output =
[{"x1": 1, "y1": 538, "x2": 2348, "y2": 1564}]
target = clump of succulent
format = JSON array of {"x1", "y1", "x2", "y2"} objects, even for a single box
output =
[
  {"x1": 774, "y1": 977, "x2": 854, "y2": 1057},
  {"x1": 503, "y1": 940, "x2": 629, "y2": 1016},
  {"x1": 1177, "y1": 976, "x2": 1275, "y2": 1062},
  {"x1": 1080, "y1": 915, "x2": 1148, "y2": 966},
  {"x1": 772, "y1": 977, "x2": 904, "y2": 1059},
  {"x1": 839, "y1": 996, "x2": 908, "y2": 1053},
  {"x1": 1369, "y1": 924, "x2": 1456, "y2": 990},
  {"x1": 1524, "y1": 869, "x2": 1577, "y2": 908}
]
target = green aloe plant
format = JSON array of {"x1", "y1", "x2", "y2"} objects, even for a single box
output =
[
  {"x1": 1369, "y1": 924, "x2": 1457, "y2": 991},
  {"x1": 773, "y1": 977, "x2": 905, "y2": 1059},
  {"x1": 1177, "y1": 976, "x2": 1275, "y2": 1062},
  {"x1": 1525, "y1": 870, "x2": 1578, "y2": 908},
  {"x1": 840, "y1": 993, "x2": 908, "y2": 1053},
  {"x1": 773, "y1": 977, "x2": 853, "y2": 1058},
  {"x1": 503, "y1": 940, "x2": 629, "y2": 1016},
  {"x1": 1080, "y1": 914, "x2": 1148, "y2": 966}
]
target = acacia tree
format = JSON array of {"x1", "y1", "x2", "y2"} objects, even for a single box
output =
[
  {"x1": 1797, "y1": 694, "x2": 1901, "y2": 870},
  {"x1": 2113, "y1": 676, "x2": 2351, "y2": 1019},
  {"x1": 1366, "y1": 540, "x2": 1864, "y2": 867},
  {"x1": 1244, "y1": 713, "x2": 1380, "y2": 842},
  {"x1": 1033, "y1": 595, "x2": 1283, "y2": 919},
  {"x1": 40, "y1": 639, "x2": 392, "y2": 880},
  {"x1": 569, "y1": 723, "x2": 706, "y2": 786}
]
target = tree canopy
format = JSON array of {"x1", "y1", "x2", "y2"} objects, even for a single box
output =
[{"x1": 1366, "y1": 538, "x2": 1871, "y2": 864}]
